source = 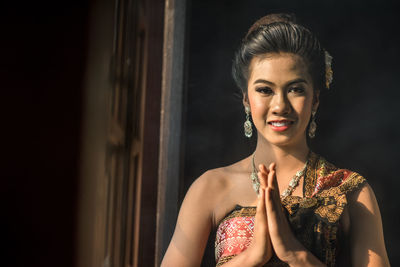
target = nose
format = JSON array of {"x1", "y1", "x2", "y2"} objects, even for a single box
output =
[{"x1": 271, "y1": 92, "x2": 291, "y2": 115}]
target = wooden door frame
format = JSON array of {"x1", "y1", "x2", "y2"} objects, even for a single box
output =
[
  {"x1": 155, "y1": 0, "x2": 188, "y2": 265},
  {"x1": 77, "y1": 0, "x2": 187, "y2": 266}
]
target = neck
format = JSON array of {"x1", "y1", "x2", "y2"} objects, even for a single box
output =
[{"x1": 253, "y1": 134, "x2": 310, "y2": 177}]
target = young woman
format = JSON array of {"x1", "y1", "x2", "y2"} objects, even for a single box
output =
[{"x1": 161, "y1": 13, "x2": 390, "y2": 266}]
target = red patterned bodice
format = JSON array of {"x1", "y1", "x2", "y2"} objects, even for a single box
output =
[{"x1": 215, "y1": 206, "x2": 256, "y2": 265}]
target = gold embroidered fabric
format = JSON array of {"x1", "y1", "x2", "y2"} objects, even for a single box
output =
[{"x1": 214, "y1": 152, "x2": 366, "y2": 267}]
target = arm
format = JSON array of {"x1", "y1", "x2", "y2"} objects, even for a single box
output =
[
  {"x1": 161, "y1": 173, "x2": 214, "y2": 267},
  {"x1": 161, "y1": 169, "x2": 273, "y2": 267},
  {"x1": 348, "y1": 183, "x2": 390, "y2": 267}
]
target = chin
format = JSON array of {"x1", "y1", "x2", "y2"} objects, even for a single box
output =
[
  {"x1": 262, "y1": 131, "x2": 305, "y2": 148},
  {"x1": 261, "y1": 133, "x2": 291, "y2": 145},
  {"x1": 267, "y1": 137, "x2": 294, "y2": 147}
]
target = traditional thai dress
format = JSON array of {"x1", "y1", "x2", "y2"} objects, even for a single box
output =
[{"x1": 215, "y1": 152, "x2": 366, "y2": 266}]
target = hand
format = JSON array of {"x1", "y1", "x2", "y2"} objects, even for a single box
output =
[
  {"x1": 257, "y1": 164, "x2": 327, "y2": 267},
  {"x1": 258, "y1": 163, "x2": 303, "y2": 264},
  {"x1": 246, "y1": 168, "x2": 273, "y2": 266}
]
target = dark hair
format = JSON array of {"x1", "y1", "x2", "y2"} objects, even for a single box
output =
[{"x1": 232, "y1": 13, "x2": 327, "y2": 95}]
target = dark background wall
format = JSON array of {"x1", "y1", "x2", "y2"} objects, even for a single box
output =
[
  {"x1": 184, "y1": 0, "x2": 400, "y2": 265},
  {"x1": 1, "y1": 1, "x2": 89, "y2": 266}
]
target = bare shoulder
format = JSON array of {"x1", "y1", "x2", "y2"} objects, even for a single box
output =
[
  {"x1": 191, "y1": 167, "x2": 231, "y2": 193},
  {"x1": 346, "y1": 182, "x2": 390, "y2": 266},
  {"x1": 346, "y1": 182, "x2": 382, "y2": 224},
  {"x1": 185, "y1": 157, "x2": 252, "y2": 222},
  {"x1": 191, "y1": 155, "x2": 250, "y2": 192},
  {"x1": 347, "y1": 182, "x2": 378, "y2": 212},
  {"x1": 187, "y1": 163, "x2": 240, "y2": 204}
]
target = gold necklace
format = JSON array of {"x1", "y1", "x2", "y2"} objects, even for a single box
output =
[{"x1": 250, "y1": 153, "x2": 308, "y2": 199}]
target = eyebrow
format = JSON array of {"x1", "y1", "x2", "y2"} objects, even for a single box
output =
[{"x1": 253, "y1": 78, "x2": 308, "y2": 86}]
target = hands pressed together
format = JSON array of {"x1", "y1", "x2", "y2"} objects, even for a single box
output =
[{"x1": 248, "y1": 163, "x2": 325, "y2": 267}]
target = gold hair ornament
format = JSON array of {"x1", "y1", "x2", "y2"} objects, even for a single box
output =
[{"x1": 325, "y1": 50, "x2": 333, "y2": 89}]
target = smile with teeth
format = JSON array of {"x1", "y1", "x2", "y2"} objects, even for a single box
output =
[{"x1": 268, "y1": 120, "x2": 294, "y2": 131}]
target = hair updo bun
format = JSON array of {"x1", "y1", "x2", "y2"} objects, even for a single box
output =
[
  {"x1": 233, "y1": 13, "x2": 330, "y2": 95},
  {"x1": 245, "y1": 13, "x2": 296, "y2": 38}
]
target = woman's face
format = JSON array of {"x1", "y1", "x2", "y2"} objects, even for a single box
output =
[{"x1": 246, "y1": 53, "x2": 318, "y2": 147}]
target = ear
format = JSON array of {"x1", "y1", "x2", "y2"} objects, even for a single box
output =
[
  {"x1": 312, "y1": 90, "x2": 320, "y2": 112},
  {"x1": 242, "y1": 93, "x2": 250, "y2": 109}
]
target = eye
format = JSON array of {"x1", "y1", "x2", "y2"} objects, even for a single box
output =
[
  {"x1": 288, "y1": 86, "x2": 305, "y2": 94},
  {"x1": 255, "y1": 86, "x2": 273, "y2": 95}
]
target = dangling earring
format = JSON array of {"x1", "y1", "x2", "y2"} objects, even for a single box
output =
[
  {"x1": 244, "y1": 106, "x2": 252, "y2": 138},
  {"x1": 308, "y1": 111, "x2": 317, "y2": 138}
]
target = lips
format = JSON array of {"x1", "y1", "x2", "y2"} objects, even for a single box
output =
[{"x1": 268, "y1": 120, "x2": 294, "y2": 131}]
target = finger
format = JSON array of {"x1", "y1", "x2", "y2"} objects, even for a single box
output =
[
  {"x1": 265, "y1": 186, "x2": 288, "y2": 251},
  {"x1": 267, "y1": 163, "x2": 281, "y2": 201},
  {"x1": 256, "y1": 188, "x2": 266, "y2": 219},
  {"x1": 255, "y1": 188, "x2": 270, "y2": 248},
  {"x1": 258, "y1": 164, "x2": 268, "y2": 189},
  {"x1": 265, "y1": 187, "x2": 278, "y2": 219},
  {"x1": 267, "y1": 163, "x2": 277, "y2": 190},
  {"x1": 259, "y1": 163, "x2": 269, "y2": 174},
  {"x1": 267, "y1": 165, "x2": 282, "y2": 208},
  {"x1": 265, "y1": 164, "x2": 284, "y2": 218},
  {"x1": 265, "y1": 186, "x2": 284, "y2": 225},
  {"x1": 258, "y1": 172, "x2": 267, "y2": 190}
]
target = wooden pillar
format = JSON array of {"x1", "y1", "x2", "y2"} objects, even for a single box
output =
[{"x1": 155, "y1": 0, "x2": 187, "y2": 265}]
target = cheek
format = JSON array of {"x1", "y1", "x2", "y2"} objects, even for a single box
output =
[
  {"x1": 291, "y1": 97, "x2": 312, "y2": 118},
  {"x1": 249, "y1": 97, "x2": 269, "y2": 116}
]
